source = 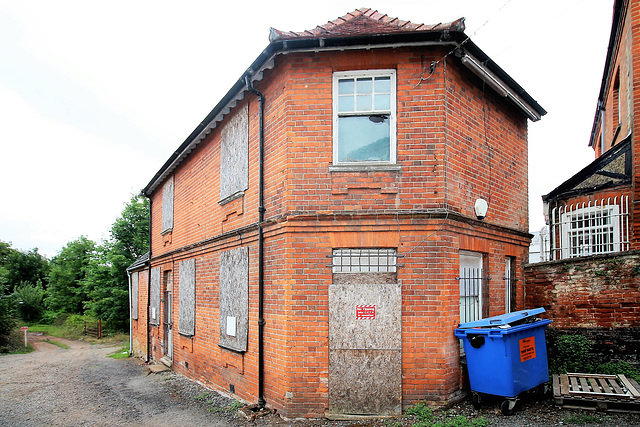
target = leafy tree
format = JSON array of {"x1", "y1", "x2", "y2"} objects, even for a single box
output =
[
  {"x1": 45, "y1": 236, "x2": 96, "y2": 316},
  {"x1": 110, "y1": 195, "x2": 150, "y2": 260},
  {"x1": 0, "y1": 282, "x2": 16, "y2": 345},
  {"x1": 84, "y1": 195, "x2": 149, "y2": 331},
  {"x1": 0, "y1": 240, "x2": 18, "y2": 291},
  {"x1": 0, "y1": 245, "x2": 49, "y2": 293},
  {"x1": 13, "y1": 281, "x2": 45, "y2": 322}
]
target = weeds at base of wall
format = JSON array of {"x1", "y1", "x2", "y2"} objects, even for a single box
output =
[
  {"x1": 404, "y1": 402, "x2": 489, "y2": 427},
  {"x1": 547, "y1": 334, "x2": 640, "y2": 380}
]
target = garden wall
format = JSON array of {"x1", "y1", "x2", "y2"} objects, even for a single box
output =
[{"x1": 524, "y1": 251, "x2": 640, "y2": 363}]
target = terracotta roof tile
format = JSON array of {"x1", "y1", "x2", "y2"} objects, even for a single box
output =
[{"x1": 269, "y1": 7, "x2": 465, "y2": 42}]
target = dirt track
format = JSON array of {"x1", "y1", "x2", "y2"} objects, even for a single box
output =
[{"x1": 0, "y1": 335, "x2": 234, "y2": 427}]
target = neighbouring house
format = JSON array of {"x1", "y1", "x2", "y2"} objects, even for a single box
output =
[
  {"x1": 541, "y1": 0, "x2": 638, "y2": 261},
  {"x1": 130, "y1": 8, "x2": 545, "y2": 418},
  {"x1": 527, "y1": 0, "x2": 640, "y2": 360}
]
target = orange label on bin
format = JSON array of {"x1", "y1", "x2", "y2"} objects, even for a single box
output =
[{"x1": 519, "y1": 336, "x2": 536, "y2": 362}]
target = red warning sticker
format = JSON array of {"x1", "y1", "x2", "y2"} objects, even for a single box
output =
[
  {"x1": 519, "y1": 336, "x2": 536, "y2": 362},
  {"x1": 356, "y1": 304, "x2": 376, "y2": 320}
]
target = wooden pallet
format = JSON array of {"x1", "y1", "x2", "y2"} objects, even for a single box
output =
[{"x1": 553, "y1": 373, "x2": 640, "y2": 413}]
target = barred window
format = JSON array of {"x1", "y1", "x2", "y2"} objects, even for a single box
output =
[{"x1": 332, "y1": 248, "x2": 397, "y2": 273}]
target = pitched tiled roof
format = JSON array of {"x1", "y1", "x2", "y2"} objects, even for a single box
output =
[{"x1": 269, "y1": 8, "x2": 465, "y2": 41}]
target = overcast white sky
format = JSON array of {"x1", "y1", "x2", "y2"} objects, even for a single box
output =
[{"x1": 0, "y1": 0, "x2": 613, "y2": 258}]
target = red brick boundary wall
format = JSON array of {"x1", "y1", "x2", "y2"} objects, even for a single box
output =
[
  {"x1": 525, "y1": 251, "x2": 640, "y2": 329},
  {"x1": 524, "y1": 251, "x2": 640, "y2": 361}
]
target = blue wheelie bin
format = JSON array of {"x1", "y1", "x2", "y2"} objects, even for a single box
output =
[{"x1": 455, "y1": 308, "x2": 552, "y2": 415}]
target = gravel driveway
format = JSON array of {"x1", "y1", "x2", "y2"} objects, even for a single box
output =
[
  {"x1": 0, "y1": 335, "x2": 238, "y2": 427},
  {"x1": 2, "y1": 335, "x2": 640, "y2": 427}
]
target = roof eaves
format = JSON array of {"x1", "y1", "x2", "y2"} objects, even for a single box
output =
[
  {"x1": 543, "y1": 134, "x2": 631, "y2": 202},
  {"x1": 588, "y1": 0, "x2": 625, "y2": 148},
  {"x1": 142, "y1": 20, "x2": 544, "y2": 196}
]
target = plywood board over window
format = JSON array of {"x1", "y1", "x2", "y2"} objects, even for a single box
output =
[
  {"x1": 178, "y1": 259, "x2": 196, "y2": 336},
  {"x1": 131, "y1": 271, "x2": 139, "y2": 320},
  {"x1": 219, "y1": 105, "x2": 249, "y2": 204},
  {"x1": 219, "y1": 247, "x2": 249, "y2": 352},
  {"x1": 150, "y1": 267, "x2": 161, "y2": 325},
  {"x1": 162, "y1": 176, "x2": 174, "y2": 233}
]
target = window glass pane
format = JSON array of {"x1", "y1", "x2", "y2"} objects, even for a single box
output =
[
  {"x1": 374, "y1": 94, "x2": 390, "y2": 110},
  {"x1": 356, "y1": 94, "x2": 372, "y2": 111},
  {"x1": 375, "y1": 76, "x2": 391, "y2": 92},
  {"x1": 356, "y1": 77, "x2": 373, "y2": 94},
  {"x1": 338, "y1": 95, "x2": 354, "y2": 112},
  {"x1": 339, "y1": 78, "x2": 354, "y2": 95},
  {"x1": 338, "y1": 116, "x2": 390, "y2": 162}
]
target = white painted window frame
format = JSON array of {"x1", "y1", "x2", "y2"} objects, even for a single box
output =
[
  {"x1": 560, "y1": 204, "x2": 620, "y2": 258},
  {"x1": 459, "y1": 251, "x2": 483, "y2": 324},
  {"x1": 332, "y1": 69, "x2": 397, "y2": 165}
]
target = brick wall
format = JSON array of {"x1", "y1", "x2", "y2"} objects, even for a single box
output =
[{"x1": 525, "y1": 251, "x2": 640, "y2": 328}]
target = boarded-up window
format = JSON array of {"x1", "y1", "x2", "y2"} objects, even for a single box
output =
[
  {"x1": 219, "y1": 105, "x2": 249, "y2": 203},
  {"x1": 219, "y1": 247, "x2": 249, "y2": 352},
  {"x1": 162, "y1": 176, "x2": 174, "y2": 233},
  {"x1": 150, "y1": 267, "x2": 161, "y2": 325},
  {"x1": 131, "y1": 271, "x2": 139, "y2": 320},
  {"x1": 178, "y1": 259, "x2": 196, "y2": 336}
]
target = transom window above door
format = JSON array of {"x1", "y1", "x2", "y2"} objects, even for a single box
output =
[{"x1": 333, "y1": 70, "x2": 396, "y2": 164}]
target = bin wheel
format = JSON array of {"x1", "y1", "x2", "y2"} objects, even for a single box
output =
[
  {"x1": 500, "y1": 399, "x2": 517, "y2": 416},
  {"x1": 471, "y1": 393, "x2": 482, "y2": 410}
]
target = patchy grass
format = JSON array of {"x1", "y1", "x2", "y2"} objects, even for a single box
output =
[
  {"x1": 564, "y1": 413, "x2": 605, "y2": 424},
  {"x1": 405, "y1": 402, "x2": 489, "y2": 427},
  {"x1": 27, "y1": 323, "x2": 78, "y2": 339},
  {"x1": 107, "y1": 346, "x2": 130, "y2": 359},
  {"x1": 46, "y1": 339, "x2": 69, "y2": 349},
  {"x1": 194, "y1": 392, "x2": 212, "y2": 401}
]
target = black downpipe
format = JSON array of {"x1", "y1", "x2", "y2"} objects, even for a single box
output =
[
  {"x1": 245, "y1": 75, "x2": 266, "y2": 408},
  {"x1": 145, "y1": 197, "x2": 153, "y2": 363}
]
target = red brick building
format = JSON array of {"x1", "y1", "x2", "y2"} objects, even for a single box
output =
[
  {"x1": 130, "y1": 9, "x2": 545, "y2": 418},
  {"x1": 541, "y1": 0, "x2": 639, "y2": 260}
]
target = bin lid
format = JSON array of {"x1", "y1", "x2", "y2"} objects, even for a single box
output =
[{"x1": 457, "y1": 307, "x2": 546, "y2": 329}]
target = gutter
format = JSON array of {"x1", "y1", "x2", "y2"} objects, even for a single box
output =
[
  {"x1": 245, "y1": 75, "x2": 266, "y2": 408},
  {"x1": 588, "y1": 0, "x2": 625, "y2": 148}
]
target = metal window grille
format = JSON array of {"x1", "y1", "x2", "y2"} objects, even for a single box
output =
[
  {"x1": 504, "y1": 260, "x2": 516, "y2": 313},
  {"x1": 549, "y1": 196, "x2": 629, "y2": 260},
  {"x1": 459, "y1": 267, "x2": 483, "y2": 324},
  {"x1": 331, "y1": 248, "x2": 398, "y2": 273}
]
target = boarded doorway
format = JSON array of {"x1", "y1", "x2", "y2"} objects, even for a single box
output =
[
  {"x1": 162, "y1": 271, "x2": 173, "y2": 359},
  {"x1": 328, "y1": 249, "x2": 401, "y2": 416}
]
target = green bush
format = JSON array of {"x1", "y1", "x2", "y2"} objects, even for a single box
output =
[
  {"x1": 548, "y1": 334, "x2": 594, "y2": 374},
  {"x1": 548, "y1": 333, "x2": 640, "y2": 381},
  {"x1": 13, "y1": 281, "x2": 45, "y2": 322},
  {"x1": 595, "y1": 361, "x2": 640, "y2": 381}
]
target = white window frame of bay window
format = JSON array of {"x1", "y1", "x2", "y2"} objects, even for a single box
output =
[{"x1": 332, "y1": 69, "x2": 397, "y2": 166}]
